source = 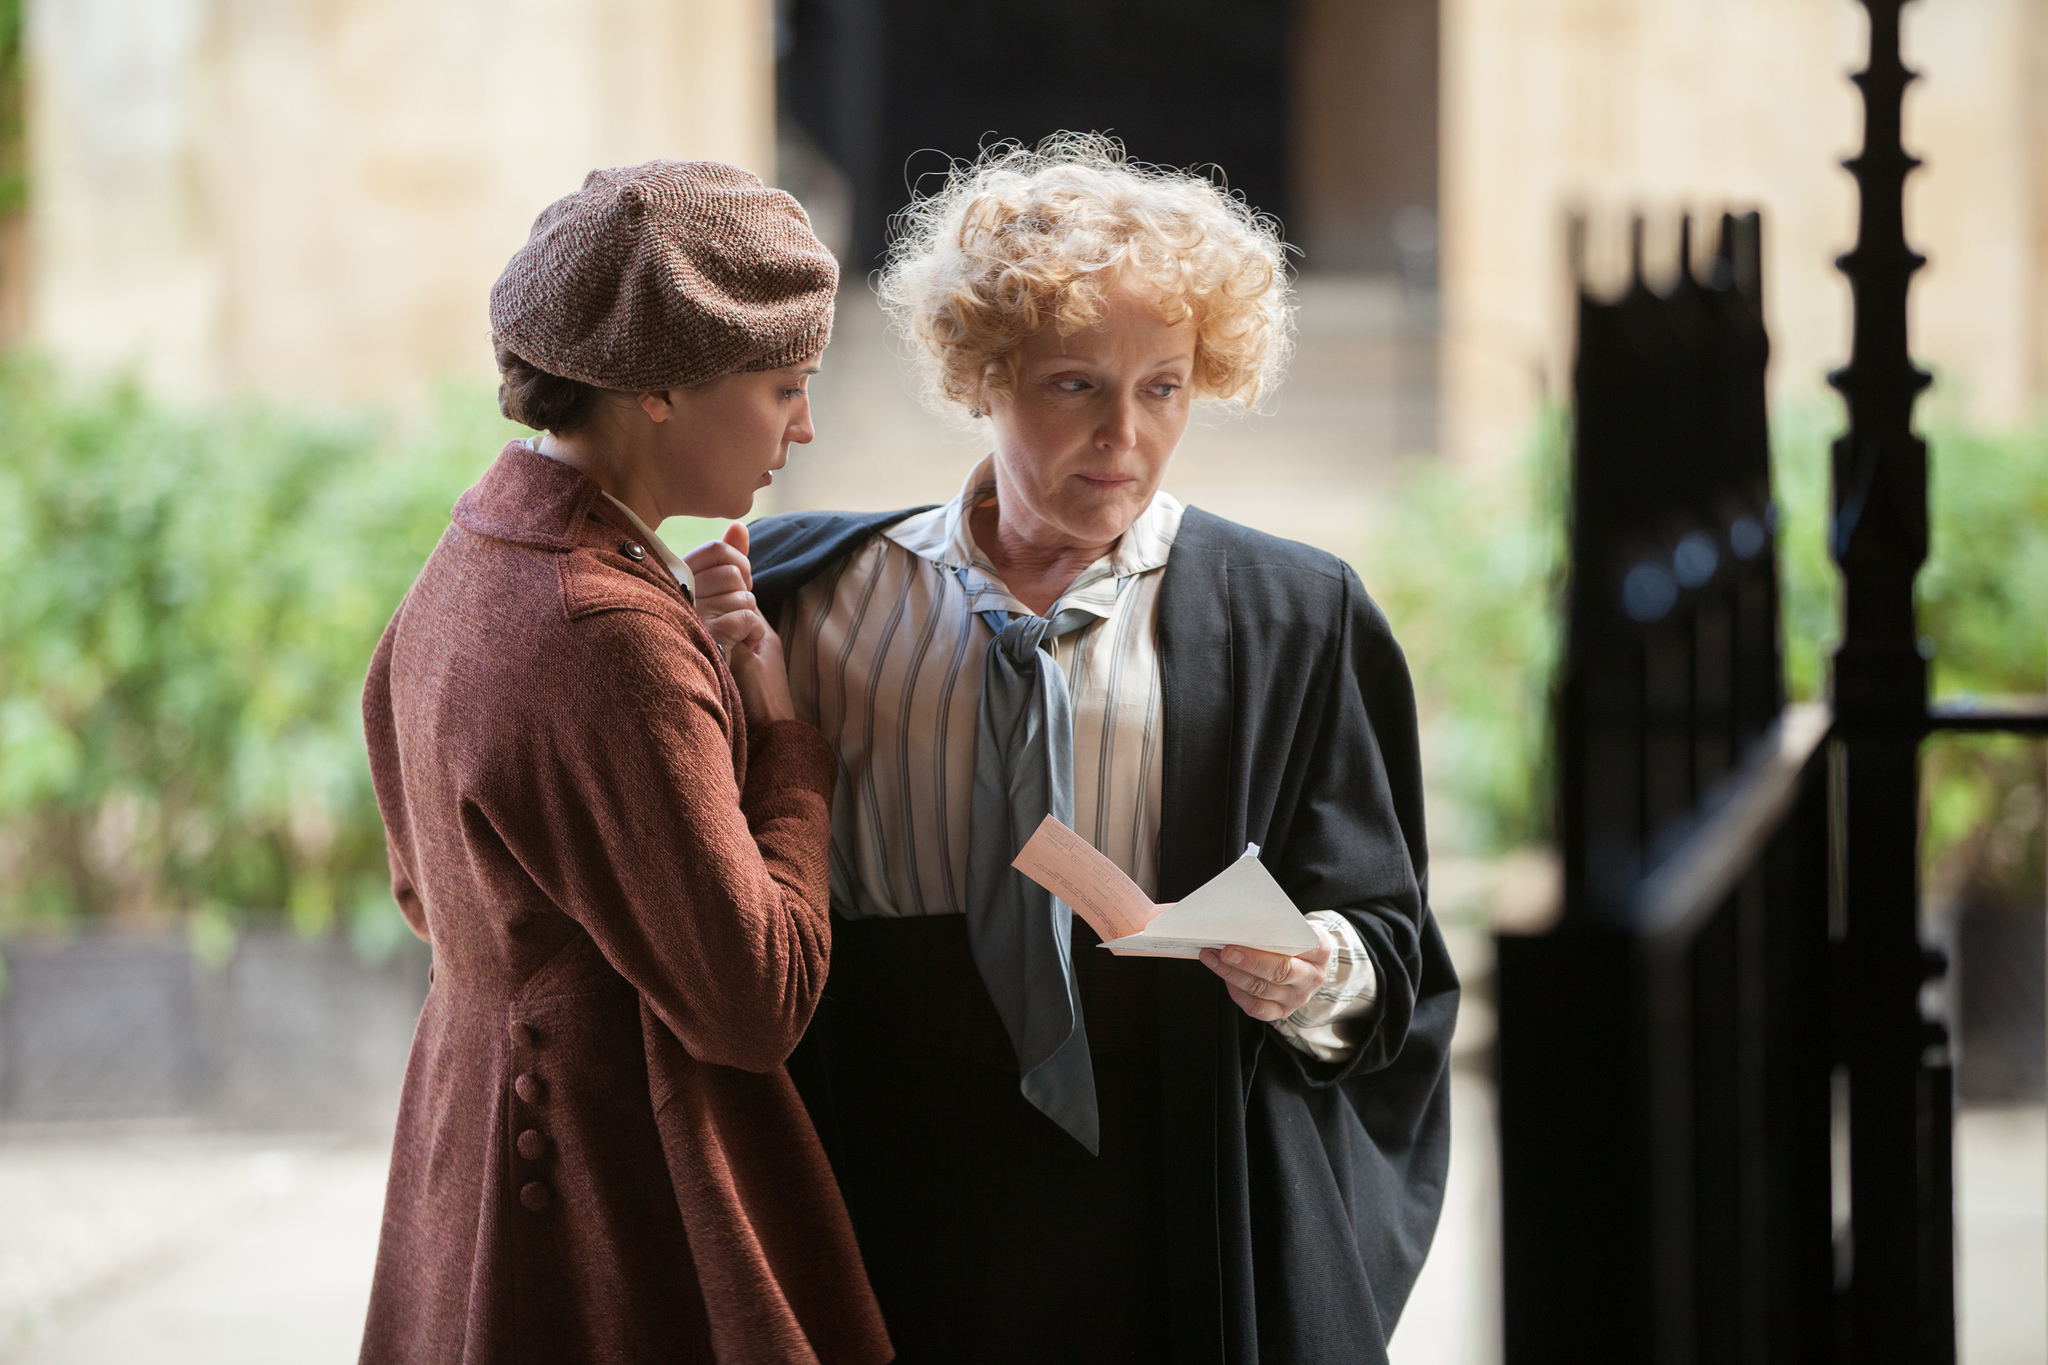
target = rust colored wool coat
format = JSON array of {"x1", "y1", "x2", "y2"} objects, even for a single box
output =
[{"x1": 359, "y1": 444, "x2": 890, "y2": 1365}]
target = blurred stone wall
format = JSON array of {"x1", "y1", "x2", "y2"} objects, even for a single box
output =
[
  {"x1": 25, "y1": 0, "x2": 774, "y2": 401},
  {"x1": 1441, "y1": 0, "x2": 2048, "y2": 463},
  {"x1": 0, "y1": 931, "x2": 428, "y2": 1131}
]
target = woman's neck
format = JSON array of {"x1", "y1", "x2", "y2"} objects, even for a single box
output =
[
  {"x1": 533, "y1": 429, "x2": 664, "y2": 530},
  {"x1": 969, "y1": 497, "x2": 1120, "y2": 618}
]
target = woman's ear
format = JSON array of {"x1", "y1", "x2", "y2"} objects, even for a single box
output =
[{"x1": 637, "y1": 390, "x2": 678, "y2": 424}]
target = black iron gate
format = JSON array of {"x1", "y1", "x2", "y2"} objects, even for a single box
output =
[{"x1": 1495, "y1": 1, "x2": 2048, "y2": 1360}]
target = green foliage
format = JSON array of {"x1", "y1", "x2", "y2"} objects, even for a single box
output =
[
  {"x1": 1772, "y1": 403, "x2": 2048, "y2": 704},
  {"x1": 1357, "y1": 412, "x2": 1568, "y2": 856},
  {"x1": 1358, "y1": 401, "x2": 2047, "y2": 867},
  {"x1": 0, "y1": 0, "x2": 20, "y2": 217},
  {"x1": 1918, "y1": 422, "x2": 2048, "y2": 697},
  {"x1": 1777, "y1": 404, "x2": 2048, "y2": 892},
  {"x1": 1764, "y1": 404, "x2": 1842, "y2": 704},
  {"x1": 0, "y1": 357, "x2": 519, "y2": 940},
  {"x1": 1914, "y1": 418, "x2": 2048, "y2": 895}
]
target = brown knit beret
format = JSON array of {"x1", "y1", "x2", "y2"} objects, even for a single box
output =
[{"x1": 490, "y1": 160, "x2": 838, "y2": 391}]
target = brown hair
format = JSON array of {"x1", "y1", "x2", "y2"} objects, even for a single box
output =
[{"x1": 496, "y1": 346, "x2": 601, "y2": 433}]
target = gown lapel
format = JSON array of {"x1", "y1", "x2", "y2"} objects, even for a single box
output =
[{"x1": 1154, "y1": 510, "x2": 1249, "y2": 1365}]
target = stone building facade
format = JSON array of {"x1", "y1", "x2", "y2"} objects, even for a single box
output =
[
  {"x1": 26, "y1": 0, "x2": 773, "y2": 400},
  {"x1": 21, "y1": 0, "x2": 2048, "y2": 458},
  {"x1": 1442, "y1": 0, "x2": 2048, "y2": 462}
]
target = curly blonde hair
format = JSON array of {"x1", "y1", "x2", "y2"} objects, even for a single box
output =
[{"x1": 877, "y1": 134, "x2": 1294, "y2": 418}]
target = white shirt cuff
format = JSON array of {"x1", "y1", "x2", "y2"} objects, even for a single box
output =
[{"x1": 1269, "y1": 911, "x2": 1380, "y2": 1064}]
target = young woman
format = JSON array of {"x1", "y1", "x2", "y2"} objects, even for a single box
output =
[
  {"x1": 690, "y1": 137, "x2": 1459, "y2": 1364},
  {"x1": 358, "y1": 161, "x2": 890, "y2": 1365}
]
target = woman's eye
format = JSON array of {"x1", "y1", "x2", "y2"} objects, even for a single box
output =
[
  {"x1": 1054, "y1": 378, "x2": 1089, "y2": 393},
  {"x1": 1148, "y1": 383, "x2": 1181, "y2": 398}
]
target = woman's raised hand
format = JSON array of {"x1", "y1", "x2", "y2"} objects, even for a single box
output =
[
  {"x1": 686, "y1": 522, "x2": 762, "y2": 647},
  {"x1": 1198, "y1": 922, "x2": 1335, "y2": 1024},
  {"x1": 685, "y1": 523, "x2": 794, "y2": 724}
]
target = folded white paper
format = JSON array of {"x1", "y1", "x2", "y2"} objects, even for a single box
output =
[{"x1": 1010, "y1": 815, "x2": 1320, "y2": 959}]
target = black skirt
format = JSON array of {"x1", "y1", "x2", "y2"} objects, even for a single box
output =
[{"x1": 796, "y1": 912, "x2": 1172, "y2": 1365}]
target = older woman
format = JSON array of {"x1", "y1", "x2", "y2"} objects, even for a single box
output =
[
  {"x1": 358, "y1": 162, "x2": 889, "y2": 1365},
  {"x1": 694, "y1": 137, "x2": 1457, "y2": 1363}
]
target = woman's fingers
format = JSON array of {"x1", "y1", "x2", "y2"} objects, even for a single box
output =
[
  {"x1": 685, "y1": 527, "x2": 763, "y2": 637},
  {"x1": 686, "y1": 532, "x2": 764, "y2": 637},
  {"x1": 683, "y1": 534, "x2": 754, "y2": 591},
  {"x1": 706, "y1": 607, "x2": 769, "y2": 655},
  {"x1": 684, "y1": 537, "x2": 749, "y2": 576},
  {"x1": 693, "y1": 565, "x2": 751, "y2": 603},
  {"x1": 1201, "y1": 932, "x2": 1334, "y2": 1023},
  {"x1": 727, "y1": 620, "x2": 795, "y2": 723},
  {"x1": 1203, "y1": 944, "x2": 1301, "y2": 992},
  {"x1": 1223, "y1": 982, "x2": 1291, "y2": 1023},
  {"x1": 696, "y1": 589, "x2": 758, "y2": 625}
]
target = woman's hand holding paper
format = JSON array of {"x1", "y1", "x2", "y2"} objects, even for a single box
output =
[{"x1": 1200, "y1": 924, "x2": 1334, "y2": 1023}]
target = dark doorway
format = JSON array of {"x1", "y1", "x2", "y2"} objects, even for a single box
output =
[
  {"x1": 1291, "y1": 0, "x2": 1440, "y2": 280},
  {"x1": 777, "y1": 0, "x2": 1439, "y2": 273}
]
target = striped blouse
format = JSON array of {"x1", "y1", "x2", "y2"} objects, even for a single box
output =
[{"x1": 780, "y1": 457, "x2": 1376, "y2": 1061}]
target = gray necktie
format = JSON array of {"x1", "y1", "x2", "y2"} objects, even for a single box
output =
[{"x1": 965, "y1": 606, "x2": 1101, "y2": 1154}]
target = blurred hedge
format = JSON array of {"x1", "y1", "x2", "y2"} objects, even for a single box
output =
[
  {"x1": 1362, "y1": 401, "x2": 2048, "y2": 867},
  {"x1": 1773, "y1": 404, "x2": 2046, "y2": 894},
  {"x1": 1907, "y1": 417, "x2": 2048, "y2": 897},
  {"x1": 0, "y1": 360, "x2": 519, "y2": 954},
  {"x1": 1359, "y1": 412, "x2": 1568, "y2": 855}
]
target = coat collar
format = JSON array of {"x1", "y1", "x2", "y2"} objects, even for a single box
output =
[
  {"x1": 596, "y1": 490, "x2": 697, "y2": 596},
  {"x1": 453, "y1": 442, "x2": 608, "y2": 552}
]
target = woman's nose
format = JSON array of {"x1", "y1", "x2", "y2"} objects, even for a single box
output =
[
  {"x1": 1095, "y1": 393, "x2": 1138, "y2": 452},
  {"x1": 789, "y1": 400, "x2": 815, "y2": 445}
]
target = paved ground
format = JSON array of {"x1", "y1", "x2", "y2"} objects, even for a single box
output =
[
  {"x1": 0, "y1": 1133, "x2": 385, "y2": 1363},
  {"x1": 1, "y1": 1101, "x2": 2037, "y2": 1361},
  {"x1": 1390, "y1": 1070, "x2": 1500, "y2": 1365},
  {"x1": 1957, "y1": 1105, "x2": 2048, "y2": 1364}
]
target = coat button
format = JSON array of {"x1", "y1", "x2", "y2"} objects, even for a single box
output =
[
  {"x1": 508, "y1": 1021, "x2": 535, "y2": 1047},
  {"x1": 519, "y1": 1181, "x2": 551, "y2": 1211},
  {"x1": 514, "y1": 1072, "x2": 545, "y2": 1104},
  {"x1": 622, "y1": 541, "x2": 646, "y2": 561},
  {"x1": 517, "y1": 1129, "x2": 547, "y2": 1161}
]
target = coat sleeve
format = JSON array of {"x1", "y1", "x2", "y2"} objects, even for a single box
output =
[
  {"x1": 363, "y1": 616, "x2": 430, "y2": 943},
  {"x1": 487, "y1": 606, "x2": 838, "y2": 1075},
  {"x1": 1269, "y1": 565, "x2": 1460, "y2": 1089}
]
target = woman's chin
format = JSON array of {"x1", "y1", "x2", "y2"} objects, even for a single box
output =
[{"x1": 1045, "y1": 494, "x2": 1147, "y2": 544}]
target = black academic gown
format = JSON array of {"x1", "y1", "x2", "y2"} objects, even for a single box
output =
[{"x1": 752, "y1": 506, "x2": 1459, "y2": 1365}]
